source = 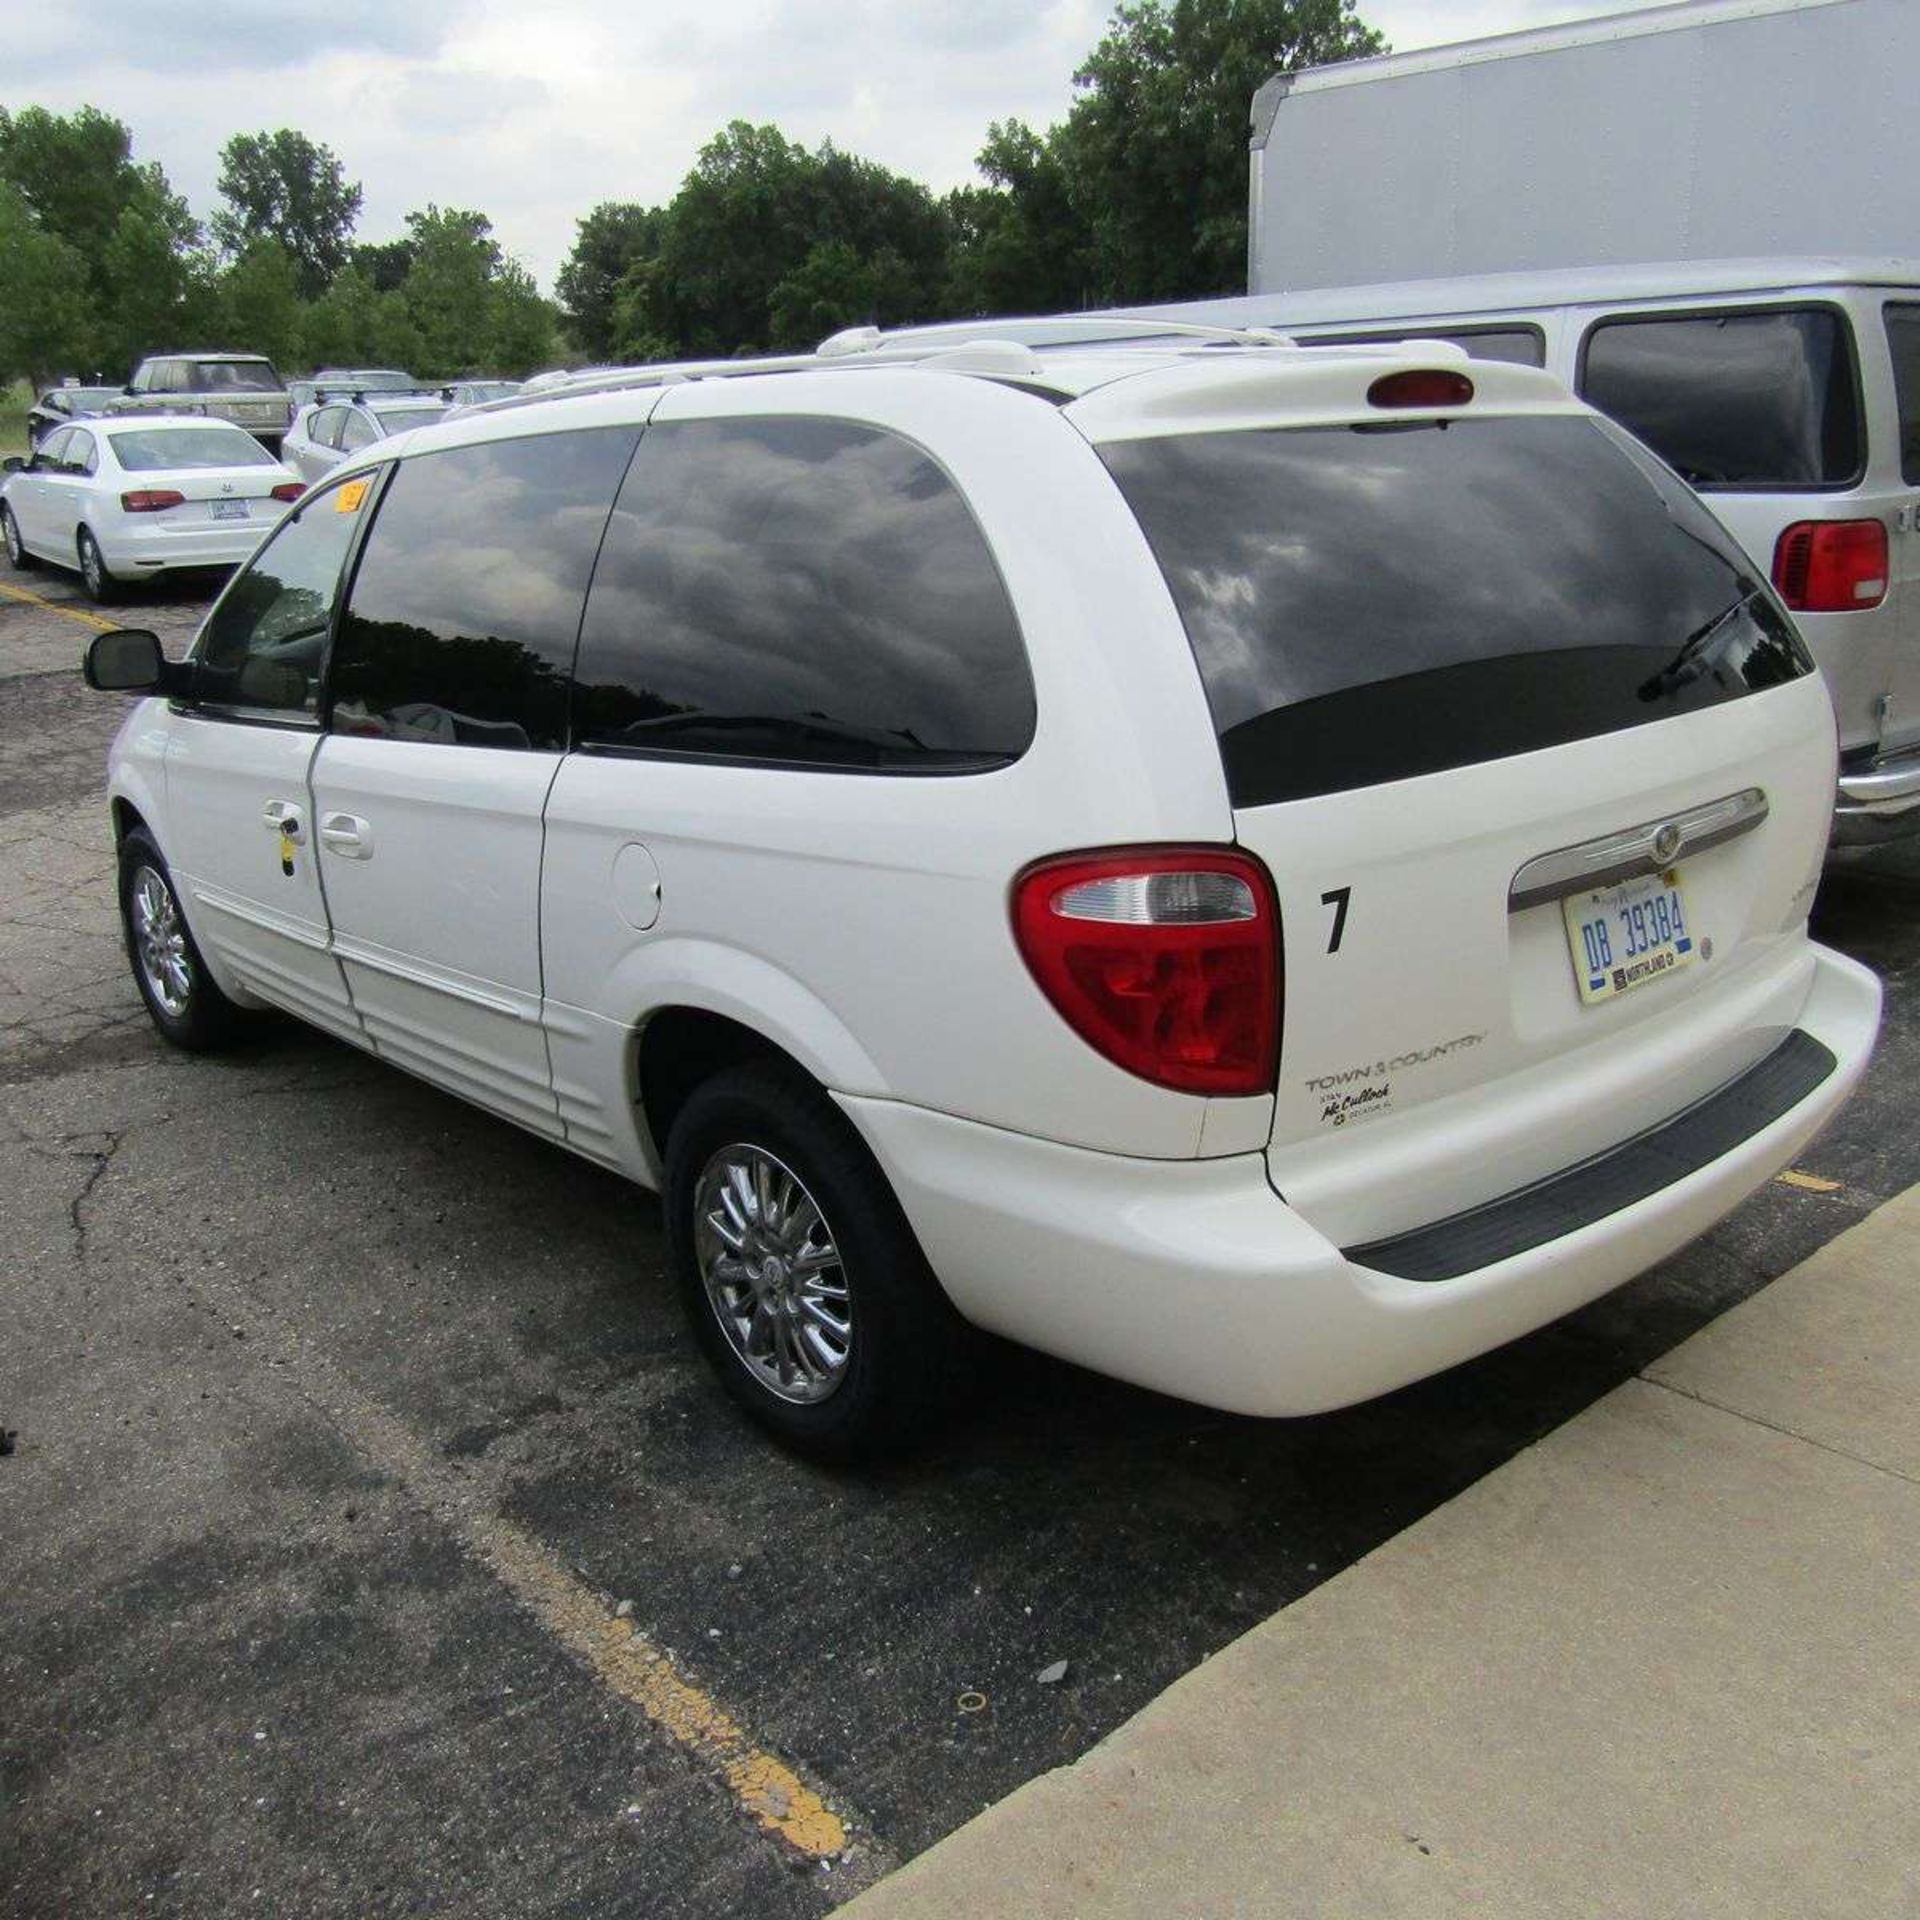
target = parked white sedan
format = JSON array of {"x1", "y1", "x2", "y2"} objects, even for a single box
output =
[{"x1": 2, "y1": 417, "x2": 305, "y2": 603}]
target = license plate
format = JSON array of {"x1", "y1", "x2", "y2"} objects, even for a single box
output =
[
  {"x1": 208, "y1": 499, "x2": 249, "y2": 521},
  {"x1": 1562, "y1": 867, "x2": 1696, "y2": 1005}
]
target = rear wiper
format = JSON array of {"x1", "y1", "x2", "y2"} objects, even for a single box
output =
[{"x1": 1638, "y1": 592, "x2": 1757, "y2": 701}]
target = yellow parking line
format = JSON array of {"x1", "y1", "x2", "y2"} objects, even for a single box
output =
[
  {"x1": 323, "y1": 1384, "x2": 849, "y2": 1859},
  {"x1": 1775, "y1": 1168, "x2": 1843, "y2": 1193},
  {"x1": 0, "y1": 579, "x2": 118, "y2": 633}
]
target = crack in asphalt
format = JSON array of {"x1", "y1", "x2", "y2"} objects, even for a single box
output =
[{"x1": 66, "y1": 1127, "x2": 124, "y2": 1264}]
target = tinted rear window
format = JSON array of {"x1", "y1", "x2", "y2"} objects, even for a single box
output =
[
  {"x1": 1579, "y1": 308, "x2": 1860, "y2": 488},
  {"x1": 573, "y1": 417, "x2": 1034, "y2": 772},
  {"x1": 187, "y1": 359, "x2": 284, "y2": 394},
  {"x1": 329, "y1": 428, "x2": 638, "y2": 750},
  {"x1": 1101, "y1": 415, "x2": 1811, "y2": 807}
]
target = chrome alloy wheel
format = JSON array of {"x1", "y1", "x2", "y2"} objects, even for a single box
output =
[
  {"x1": 130, "y1": 863, "x2": 192, "y2": 1017},
  {"x1": 692, "y1": 1144, "x2": 853, "y2": 1404},
  {"x1": 80, "y1": 533, "x2": 105, "y2": 598},
  {"x1": 2, "y1": 508, "x2": 21, "y2": 566}
]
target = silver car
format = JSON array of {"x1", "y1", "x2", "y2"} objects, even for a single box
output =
[{"x1": 280, "y1": 392, "x2": 454, "y2": 485}]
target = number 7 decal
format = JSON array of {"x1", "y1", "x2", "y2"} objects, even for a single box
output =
[{"x1": 1321, "y1": 886, "x2": 1351, "y2": 954}]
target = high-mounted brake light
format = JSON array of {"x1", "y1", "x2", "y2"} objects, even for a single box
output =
[
  {"x1": 1771, "y1": 519, "x2": 1887, "y2": 612},
  {"x1": 1012, "y1": 848, "x2": 1281, "y2": 1097},
  {"x1": 1367, "y1": 369, "x2": 1474, "y2": 410},
  {"x1": 119, "y1": 488, "x2": 184, "y2": 513},
  {"x1": 270, "y1": 481, "x2": 305, "y2": 503}
]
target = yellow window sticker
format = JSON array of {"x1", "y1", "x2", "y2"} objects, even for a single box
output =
[{"x1": 335, "y1": 478, "x2": 370, "y2": 513}]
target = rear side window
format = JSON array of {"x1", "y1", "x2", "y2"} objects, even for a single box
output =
[
  {"x1": 572, "y1": 417, "x2": 1034, "y2": 772},
  {"x1": 328, "y1": 427, "x2": 637, "y2": 750},
  {"x1": 1304, "y1": 326, "x2": 1545, "y2": 367},
  {"x1": 1885, "y1": 304, "x2": 1920, "y2": 484},
  {"x1": 1580, "y1": 308, "x2": 1861, "y2": 488},
  {"x1": 1101, "y1": 415, "x2": 1812, "y2": 807}
]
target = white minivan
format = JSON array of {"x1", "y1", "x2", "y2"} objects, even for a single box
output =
[
  {"x1": 83, "y1": 330, "x2": 1880, "y2": 1457},
  {"x1": 1108, "y1": 259, "x2": 1920, "y2": 844}
]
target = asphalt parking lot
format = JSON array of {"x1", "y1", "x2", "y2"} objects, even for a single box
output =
[{"x1": 4, "y1": 566, "x2": 1918, "y2": 1920}]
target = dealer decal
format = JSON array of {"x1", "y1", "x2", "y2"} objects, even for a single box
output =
[{"x1": 1304, "y1": 1032, "x2": 1486, "y2": 1128}]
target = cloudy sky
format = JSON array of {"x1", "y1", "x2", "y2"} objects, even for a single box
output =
[{"x1": 10, "y1": 0, "x2": 1657, "y2": 292}]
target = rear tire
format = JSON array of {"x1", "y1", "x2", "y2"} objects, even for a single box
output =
[
  {"x1": 117, "y1": 829, "x2": 246, "y2": 1052},
  {"x1": 664, "y1": 1062, "x2": 972, "y2": 1462},
  {"x1": 77, "y1": 527, "x2": 119, "y2": 604},
  {"x1": 1, "y1": 504, "x2": 36, "y2": 570}
]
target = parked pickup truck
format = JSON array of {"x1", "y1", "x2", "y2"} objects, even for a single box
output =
[{"x1": 108, "y1": 353, "x2": 292, "y2": 450}]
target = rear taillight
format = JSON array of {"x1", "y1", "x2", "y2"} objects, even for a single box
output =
[
  {"x1": 270, "y1": 481, "x2": 305, "y2": 503},
  {"x1": 1771, "y1": 518, "x2": 1888, "y2": 612},
  {"x1": 1012, "y1": 848, "x2": 1281, "y2": 1097},
  {"x1": 119, "y1": 489, "x2": 184, "y2": 513}
]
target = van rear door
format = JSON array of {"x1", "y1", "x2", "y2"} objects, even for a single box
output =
[{"x1": 1097, "y1": 401, "x2": 1837, "y2": 1246}]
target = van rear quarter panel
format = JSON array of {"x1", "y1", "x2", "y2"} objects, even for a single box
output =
[{"x1": 537, "y1": 372, "x2": 1262, "y2": 1172}]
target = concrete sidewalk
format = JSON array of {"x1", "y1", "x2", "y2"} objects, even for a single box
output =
[{"x1": 843, "y1": 1187, "x2": 1920, "y2": 1920}]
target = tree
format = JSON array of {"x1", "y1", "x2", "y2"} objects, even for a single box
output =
[
  {"x1": 349, "y1": 236, "x2": 417, "y2": 293},
  {"x1": 218, "y1": 240, "x2": 304, "y2": 368},
  {"x1": 1059, "y1": 0, "x2": 1385, "y2": 303},
  {"x1": 556, "y1": 202, "x2": 663, "y2": 360},
  {"x1": 612, "y1": 122, "x2": 949, "y2": 360},
  {"x1": 213, "y1": 130, "x2": 363, "y2": 298},
  {"x1": 945, "y1": 120, "x2": 1094, "y2": 318},
  {"x1": 0, "y1": 106, "x2": 204, "y2": 370},
  {"x1": 397, "y1": 205, "x2": 502, "y2": 375},
  {"x1": 0, "y1": 183, "x2": 91, "y2": 386}
]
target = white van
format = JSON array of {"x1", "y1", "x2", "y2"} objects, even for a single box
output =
[
  {"x1": 1097, "y1": 261, "x2": 1920, "y2": 844},
  {"x1": 83, "y1": 330, "x2": 1879, "y2": 1457}
]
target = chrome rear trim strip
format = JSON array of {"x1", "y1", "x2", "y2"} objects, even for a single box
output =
[{"x1": 1508, "y1": 787, "x2": 1768, "y2": 914}]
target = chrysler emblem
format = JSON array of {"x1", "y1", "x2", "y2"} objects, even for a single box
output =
[{"x1": 1652, "y1": 822, "x2": 1683, "y2": 863}]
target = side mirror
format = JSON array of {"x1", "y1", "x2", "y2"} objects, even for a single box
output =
[
  {"x1": 1, "y1": 456, "x2": 21, "y2": 475},
  {"x1": 83, "y1": 628, "x2": 186, "y2": 695}
]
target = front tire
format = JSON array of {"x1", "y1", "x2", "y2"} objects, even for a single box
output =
[
  {"x1": 77, "y1": 527, "x2": 119, "y2": 604},
  {"x1": 664, "y1": 1063, "x2": 971, "y2": 1461},
  {"x1": 2, "y1": 504, "x2": 36, "y2": 570},
  {"x1": 117, "y1": 830, "x2": 245, "y2": 1051}
]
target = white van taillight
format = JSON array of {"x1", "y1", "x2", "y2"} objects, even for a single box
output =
[
  {"x1": 1012, "y1": 849, "x2": 1281, "y2": 1096},
  {"x1": 1771, "y1": 519, "x2": 1888, "y2": 612},
  {"x1": 120, "y1": 489, "x2": 184, "y2": 513}
]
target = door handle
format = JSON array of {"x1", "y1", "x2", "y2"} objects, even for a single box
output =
[
  {"x1": 261, "y1": 800, "x2": 303, "y2": 843},
  {"x1": 320, "y1": 812, "x2": 373, "y2": 859}
]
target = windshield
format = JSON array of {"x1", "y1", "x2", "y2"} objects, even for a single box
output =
[
  {"x1": 187, "y1": 359, "x2": 283, "y2": 394},
  {"x1": 109, "y1": 427, "x2": 279, "y2": 472},
  {"x1": 1101, "y1": 413, "x2": 1812, "y2": 806}
]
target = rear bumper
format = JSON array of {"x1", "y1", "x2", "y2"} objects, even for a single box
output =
[
  {"x1": 841, "y1": 942, "x2": 1880, "y2": 1417},
  {"x1": 99, "y1": 517, "x2": 277, "y2": 575},
  {"x1": 1832, "y1": 743, "x2": 1920, "y2": 845}
]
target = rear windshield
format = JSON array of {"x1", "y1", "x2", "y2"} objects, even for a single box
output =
[
  {"x1": 1579, "y1": 308, "x2": 1860, "y2": 488},
  {"x1": 370, "y1": 403, "x2": 449, "y2": 428},
  {"x1": 1101, "y1": 414, "x2": 1812, "y2": 807},
  {"x1": 109, "y1": 427, "x2": 278, "y2": 471},
  {"x1": 186, "y1": 359, "x2": 283, "y2": 394}
]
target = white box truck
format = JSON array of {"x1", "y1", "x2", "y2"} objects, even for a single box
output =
[{"x1": 1247, "y1": 0, "x2": 1918, "y2": 295}]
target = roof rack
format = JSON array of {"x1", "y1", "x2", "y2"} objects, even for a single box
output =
[{"x1": 469, "y1": 315, "x2": 1302, "y2": 418}]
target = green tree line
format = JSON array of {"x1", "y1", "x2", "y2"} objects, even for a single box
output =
[{"x1": 0, "y1": 0, "x2": 1382, "y2": 390}]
